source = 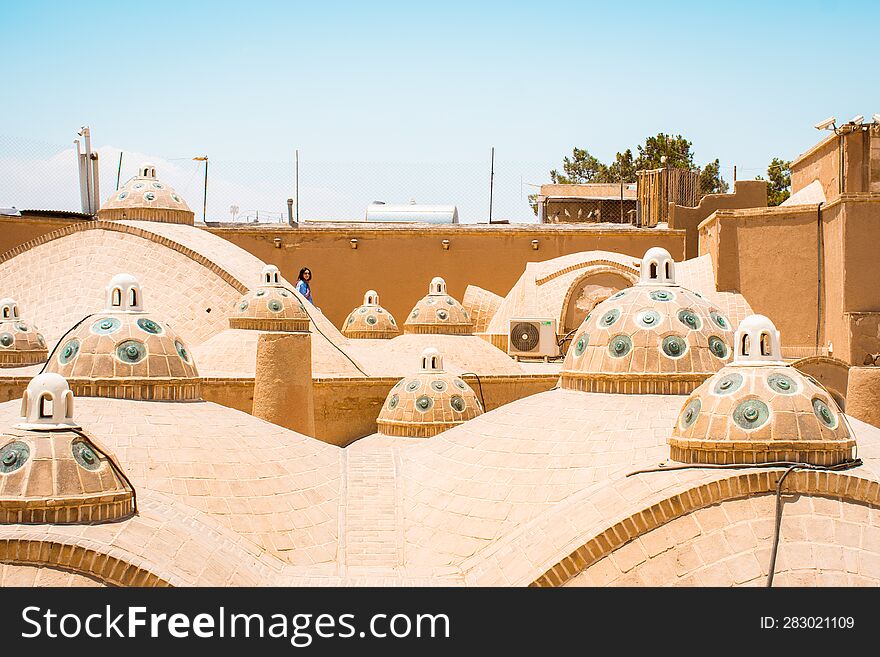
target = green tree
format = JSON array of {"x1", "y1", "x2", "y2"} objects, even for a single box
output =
[
  {"x1": 699, "y1": 158, "x2": 729, "y2": 196},
  {"x1": 539, "y1": 133, "x2": 725, "y2": 216},
  {"x1": 549, "y1": 148, "x2": 609, "y2": 184},
  {"x1": 604, "y1": 149, "x2": 637, "y2": 184},
  {"x1": 634, "y1": 133, "x2": 695, "y2": 171},
  {"x1": 763, "y1": 157, "x2": 791, "y2": 206}
]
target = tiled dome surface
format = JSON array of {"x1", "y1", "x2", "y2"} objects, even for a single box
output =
[
  {"x1": 377, "y1": 350, "x2": 483, "y2": 437},
  {"x1": 1, "y1": 373, "x2": 134, "y2": 524},
  {"x1": 561, "y1": 285, "x2": 734, "y2": 393},
  {"x1": 0, "y1": 306, "x2": 47, "y2": 367},
  {"x1": 669, "y1": 315, "x2": 856, "y2": 465},
  {"x1": 669, "y1": 366, "x2": 856, "y2": 465},
  {"x1": 342, "y1": 291, "x2": 400, "y2": 339},
  {"x1": 561, "y1": 249, "x2": 734, "y2": 394},
  {"x1": 98, "y1": 165, "x2": 194, "y2": 225},
  {"x1": 0, "y1": 427, "x2": 134, "y2": 523},
  {"x1": 230, "y1": 285, "x2": 309, "y2": 331},
  {"x1": 404, "y1": 279, "x2": 473, "y2": 335},
  {"x1": 45, "y1": 312, "x2": 199, "y2": 400}
]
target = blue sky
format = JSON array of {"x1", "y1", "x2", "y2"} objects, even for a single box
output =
[{"x1": 1, "y1": 0, "x2": 877, "y2": 219}]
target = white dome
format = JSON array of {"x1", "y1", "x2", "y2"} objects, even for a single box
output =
[
  {"x1": 420, "y1": 347, "x2": 444, "y2": 372},
  {"x1": 637, "y1": 247, "x2": 677, "y2": 286},
  {"x1": 105, "y1": 273, "x2": 144, "y2": 312},
  {"x1": 261, "y1": 265, "x2": 281, "y2": 285},
  {"x1": 16, "y1": 372, "x2": 79, "y2": 430},
  {"x1": 429, "y1": 277, "x2": 448, "y2": 295},
  {"x1": 733, "y1": 314, "x2": 783, "y2": 365}
]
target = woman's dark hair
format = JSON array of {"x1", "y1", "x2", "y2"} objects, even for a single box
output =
[{"x1": 297, "y1": 267, "x2": 311, "y2": 282}]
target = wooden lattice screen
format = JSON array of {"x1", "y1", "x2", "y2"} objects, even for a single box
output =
[{"x1": 637, "y1": 167, "x2": 700, "y2": 227}]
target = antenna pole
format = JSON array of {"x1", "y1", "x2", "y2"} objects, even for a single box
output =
[{"x1": 116, "y1": 152, "x2": 123, "y2": 190}]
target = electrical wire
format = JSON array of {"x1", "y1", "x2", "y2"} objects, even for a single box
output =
[
  {"x1": 70, "y1": 426, "x2": 138, "y2": 519},
  {"x1": 39, "y1": 314, "x2": 95, "y2": 374},
  {"x1": 627, "y1": 458, "x2": 862, "y2": 588},
  {"x1": 288, "y1": 285, "x2": 370, "y2": 377},
  {"x1": 458, "y1": 371, "x2": 487, "y2": 411}
]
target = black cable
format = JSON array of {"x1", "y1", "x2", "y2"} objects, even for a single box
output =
[
  {"x1": 557, "y1": 328, "x2": 577, "y2": 356},
  {"x1": 815, "y1": 202, "x2": 824, "y2": 351},
  {"x1": 628, "y1": 458, "x2": 862, "y2": 588},
  {"x1": 626, "y1": 459, "x2": 861, "y2": 477},
  {"x1": 39, "y1": 313, "x2": 95, "y2": 374},
  {"x1": 286, "y1": 286, "x2": 369, "y2": 377},
  {"x1": 459, "y1": 371, "x2": 487, "y2": 411},
  {"x1": 767, "y1": 465, "x2": 800, "y2": 588},
  {"x1": 70, "y1": 426, "x2": 138, "y2": 519}
]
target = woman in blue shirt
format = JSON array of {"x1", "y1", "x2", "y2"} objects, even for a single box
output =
[{"x1": 295, "y1": 267, "x2": 314, "y2": 304}]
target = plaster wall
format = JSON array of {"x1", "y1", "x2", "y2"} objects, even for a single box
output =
[
  {"x1": 203, "y1": 225, "x2": 685, "y2": 329},
  {"x1": 669, "y1": 180, "x2": 767, "y2": 259},
  {"x1": 791, "y1": 134, "x2": 842, "y2": 201},
  {"x1": 701, "y1": 198, "x2": 880, "y2": 365},
  {"x1": 700, "y1": 206, "x2": 821, "y2": 349},
  {"x1": 0, "y1": 216, "x2": 88, "y2": 255}
]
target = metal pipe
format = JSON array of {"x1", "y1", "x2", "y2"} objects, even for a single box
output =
[
  {"x1": 75, "y1": 138, "x2": 88, "y2": 213},
  {"x1": 116, "y1": 152, "x2": 123, "y2": 190}
]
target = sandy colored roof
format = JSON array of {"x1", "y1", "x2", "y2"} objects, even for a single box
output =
[
  {"x1": 461, "y1": 286, "x2": 503, "y2": 333},
  {"x1": 782, "y1": 179, "x2": 826, "y2": 206},
  {"x1": 193, "y1": 326, "x2": 365, "y2": 378},
  {"x1": 0, "y1": 220, "x2": 314, "y2": 360},
  {"x1": 675, "y1": 254, "x2": 754, "y2": 326},
  {"x1": 0, "y1": 396, "x2": 342, "y2": 568},
  {"x1": 0, "y1": 384, "x2": 878, "y2": 585}
]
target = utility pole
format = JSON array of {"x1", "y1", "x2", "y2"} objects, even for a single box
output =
[
  {"x1": 193, "y1": 156, "x2": 208, "y2": 222},
  {"x1": 488, "y1": 146, "x2": 495, "y2": 223},
  {"x1": 295, "y1": 149, "x2": 300, "y2": 225}
]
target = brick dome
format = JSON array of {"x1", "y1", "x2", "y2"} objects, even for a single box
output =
[
  {"x1": 342, "y1": 290, "x2": 401, "y2": 339},
  {"x1": 377, "y1": 348, "x2": 483, "y2": 437},
  {"x1": 44, "y1": 274, "x2": 199, "y2": 400},
  {"x1": 561, "y1": 247, "x2": 734, "y2": 394},
  {"x1": 98, "y1": 163, "x2": 194, "y2": 225},
  {"x1": 669, "y1": 315, "x2": 856, "y2": 465},
  {"x1": 0, "y1": 373, "x2": 134, "y2": 524},
  {"x1": 230, "y1": 265, "x2": 310, "y2": 331},
  {"x1": 404, "y1": 277, "x2": 473, "y2": 335},
  {"x1": 0, "y1": 298, "x2": 47, "y2": 367}
]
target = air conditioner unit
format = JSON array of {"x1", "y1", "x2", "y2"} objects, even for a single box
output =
[{"x1": 508, "y1": 318, "x2": 558, "y2": 361}]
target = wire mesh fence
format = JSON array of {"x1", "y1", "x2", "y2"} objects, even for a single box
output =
[{"x1": 0, "y1": 134, "x2": 548, "y2": 224}]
